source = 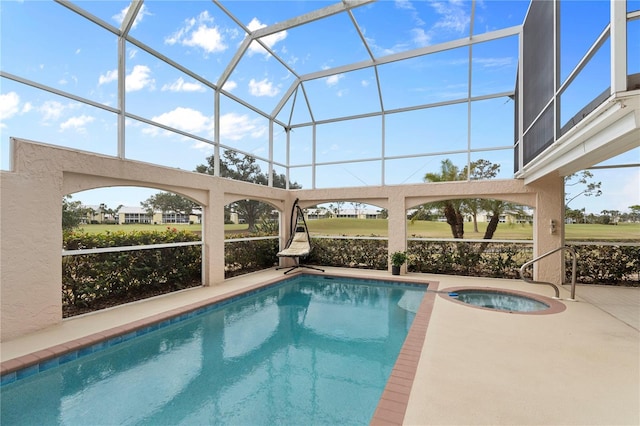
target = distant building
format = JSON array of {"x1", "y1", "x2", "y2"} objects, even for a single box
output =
[
  {"x1": 81, "y1": 205, "x2": 202, "y2": 225},
  {"x1": 305, "y1": 208, "x2": 383, "y2": 220}
]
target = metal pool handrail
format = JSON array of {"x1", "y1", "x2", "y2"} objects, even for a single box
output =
[{"x1": 519, "y1": 246, "x2": 577, "y2": 301}]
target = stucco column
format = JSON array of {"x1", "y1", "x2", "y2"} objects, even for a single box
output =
[
  {"x1": 531, "y1": 173, "x2": 565, "y2": 285},
  {"x1": 1, "y1": 149, "x2": 64, "y2": 340},
  {"x1": 205, "y1": 185, "x2": 226, "y2": 285},
  {"x1": 387, "y1": 192, "x2": 407, "y2": 273}
]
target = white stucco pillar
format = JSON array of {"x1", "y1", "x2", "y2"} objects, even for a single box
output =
[
  {"x1": 1, "y1": 144, "x2": 64, "y2": 341},
  {"x1": 531, "y1": 173, "x2": 565, "y2": 285},
  {"x1": 205, "y1": 184, "x2": 226, "y2": 285},
  {"x1": 387, "y1": 192, "x2": 407, "y2": 273}
]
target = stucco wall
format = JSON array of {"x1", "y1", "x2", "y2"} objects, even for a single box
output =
[
  {"x1": 1, "y1": 139, "x2": 565, "y2": 342},
  {"x1": 1, "y1": 140, "x2": 288, "y2": 341}
]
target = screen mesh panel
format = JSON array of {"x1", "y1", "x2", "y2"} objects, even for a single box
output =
[
  {"x1": 521, "y1": 0, "x2": 555, "y2": 166},
  {"x1": 523, "y1": 103, "x2": 554, "y2": 164}
]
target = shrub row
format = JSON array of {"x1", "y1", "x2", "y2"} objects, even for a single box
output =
[
  {"x1": 225, "y1": 236, "x2": 280, "y2": 278},
  {"x1": 62, "y1": 233, "x2": 639, "y2": 317},
  {"x1": 568, "y1": 244, "x2": 639, "y2": 285},
  {"x1": 63, "y1": 227, "x2": 197, "y2": 249},
  {"x1": 407, "y1": 240, "x2": 533, "y2": 279},
  {"x1": 62, "y1": 228, "x2": 202, "y2": 316},
  {"x1": 309, "y1": 238, "x2": 638, "y2": 285},
  {"x1": 308, "y1": 238, "x2": 388, "y2": 269}
]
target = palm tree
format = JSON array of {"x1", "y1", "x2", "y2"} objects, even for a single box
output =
[{"x1": 424, "y1": 159, "x2": 465, "y2": 238}]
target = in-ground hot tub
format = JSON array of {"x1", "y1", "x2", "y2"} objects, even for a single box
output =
[{"x1": 440, "y1": 287, "x2": 566, "y2": 315}]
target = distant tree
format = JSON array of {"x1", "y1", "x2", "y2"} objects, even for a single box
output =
[
  {"x1": 141, "y1": 192, "x2": 197, "y2": 217},
  {"x1": 462, "y1": 159, "x2": 501, "y2": 233},
  {"x1": 62, "y1": 195, "x2": 84, "y2": 230},
  {"x1": 629, "y1": 205, "x2": 640, "y2": 222},
  {"x1": 423, "y1": 159, "x2": 465, "y2": 238},
  {"x1": 596, "y1": 211, "x2": 611, "y2": 225},
  {"x1": 95, "y1": 203, "x2": 122, "y2": 224},
  {"x1": 565, "y1": 207, "x2": 585, "y2": 223},
  {"x1": 329, "y1": 201, "x2": 344, "y2": 217},
  {"x1": 352, "y1": 202, "x2": 364, "y2": 217},
  {"x1": 599, "y1": 209, "x2": 621, "y2": 225},
  {"x1": 195, "y1": 150, "x2": 301, "y2": 232},
  {"x1": 480, "y1": 200, "x2": 526, "y2": 239},
  {"x1": 565, "y1": 171, "x2": 602, "y2": 207},
  {"x1": 421, "y1": 159, "x2": 521, "y2": 240},
  {"x1": 104, "y1": 204, "x2": 123, "y2": 224},
  {"x1": 409, "y1": 206, "x2": 434, "y2": 222}
]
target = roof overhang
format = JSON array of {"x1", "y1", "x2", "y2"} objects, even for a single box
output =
[{"x1": 517, "y1": 91, "x2": 640, "y2": 183}]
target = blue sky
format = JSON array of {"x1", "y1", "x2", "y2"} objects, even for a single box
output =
[{"x1": 1, "y1": 0, "x2": 638, "y2": 214}]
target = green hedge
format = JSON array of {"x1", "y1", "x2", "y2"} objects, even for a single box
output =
[
  {"x1": 407, "y1": 240, "x2": 533, "y2": 279},
  {"x1": 308, "y1": 238, "x2": 388, "y2": 269},
  {"x1": 225, "y1": 236, "x2": 280, "y2": 278},
  {"x1": 62, "y1": 232, "x2": 639, "y2": 317},
  {"x1": 568, "y1": 244, "x2": 639, "y2": 285},
  {"x1": 62, "y1": 228, "x2": 201, "y2": 316}
]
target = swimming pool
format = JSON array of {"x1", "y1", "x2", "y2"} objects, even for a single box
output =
[{"x1": 1, "y1": 275, "x2": 427, "y2": 425}]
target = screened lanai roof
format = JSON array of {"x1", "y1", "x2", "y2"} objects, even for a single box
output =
[
  {"x1": 1, "y1": 0, "x2": 638, "y2": 199},
  {"x1": 62, "y1": 0, "x2": 527, "y2": 128}
]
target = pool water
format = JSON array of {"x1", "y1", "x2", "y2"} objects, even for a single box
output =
[{"x1": 1, "y1": 275, "x2": 425, "y2": 425}]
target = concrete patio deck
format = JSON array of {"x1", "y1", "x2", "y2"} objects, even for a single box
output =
[{"x1": 1, "y1": 268, "x2": 638, "y2": 425}]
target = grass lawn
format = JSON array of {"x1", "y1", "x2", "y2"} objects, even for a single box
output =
[
  {"x1": 77, "y1": 220, "x2": 640, "y2": 241},
  {"x1": 307, "y1": 218, "x2": 640, "y2": 240},
  {"x1": 78, "y1": 223, "x2": 247, "y2": 234}
]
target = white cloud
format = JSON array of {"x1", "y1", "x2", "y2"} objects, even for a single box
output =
[
  {"x1": 186, "y1": 25, "x2": 225, "y2": 53},
  {"x1": 39, "y1": 100, "x2": 65, "y2": 122},
  {"x1": 60, "y1": 115, "x2": 95, "y2": 132},
  {"x1": 22, "y1": 102, "x2": 33, "y2": 114},
  {"x1": 166, "y1": 11, "x2": 227, "y2": 54},
  {"x1": 411, "y1": 28, "x2": 431, "y2": 47},
  {"x1": 430, "y1": 1, "x2": 469, "y2": 33},
  {"x1": 246, "y1": 18, "x2": 287, "y2": 56},
  {"x1": 0, "y1": 92, "x2": 21, "y2": 126},
  {"x1": 326, "y1": 74, "x2": 344, "y2": 87},
  {"x1": 361, "y1": 80, "x2": 370, "y2": 87},
  {"x1": 98, "y1": 69, "x2": 118, "y2": 86},
  {"x1": 125, "y1": 65, "x2": 154, "y2": 92},
  {"x1": 395, "y1": 0, "x2": 415, "y2": 11},
  {"x1": 145, "y1": 107, "x2": 213, "y2": 137},
  {"x1": 248, "y1": 78, "x2": 279, "y2": 97},
  {"x1": 58, "y1": 74, "x2": 78, "y2": 86},
  {"x1": 223, "y1": 80, "x2": 237, "y2": 91},
  {"x1": 161, "y1": 77, "x2": 205, "y2": 92},
  {"x1": 395, "y1": 0, "x2": 426, "y2": 27},
  {"x1": 113, "y1": 4, "x2": 150, "y2": 30},
  {"x1": 219, "y1": 112, "x2": 265, "y2": 141}
]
